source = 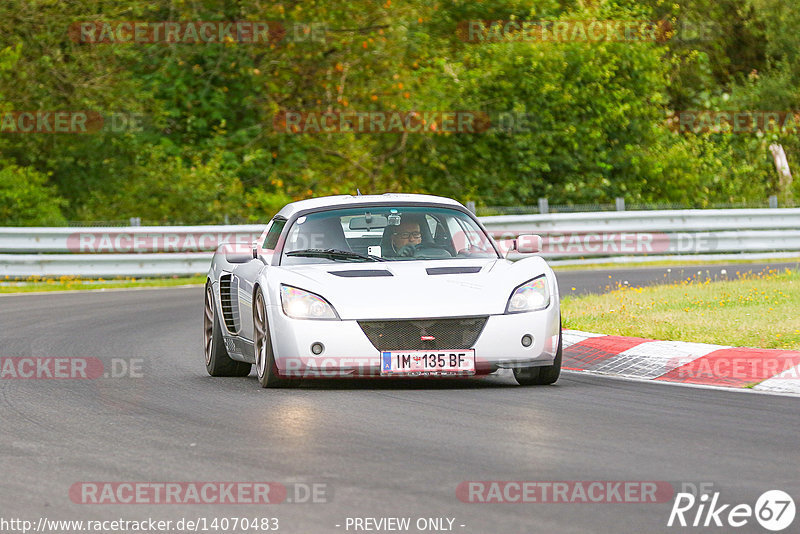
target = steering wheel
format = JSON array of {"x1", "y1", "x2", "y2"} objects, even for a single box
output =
[{"x1": 416, "y1": 245, "x2": 453, "y2": 258}]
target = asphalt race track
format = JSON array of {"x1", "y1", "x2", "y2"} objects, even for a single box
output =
[
  {"x1": 554, "y1": 260, "x2": 800, "y2": 296},
  {"x1": 1, "y1": 263, "x2": 798, "y2": 534}
]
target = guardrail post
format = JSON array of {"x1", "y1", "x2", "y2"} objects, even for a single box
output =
[
  {"x1": 466, "y1": 201, "x2": 476, "y2": 214},
  {"x1": 615, "y1": 197, "x2": 625, "y2": 211},
  {"x1": 769, "y1": 195, "x2": 778, "y2": 209},
  {"x1": 538, "y1": 197, "x2": 549, "y2": 214},
  {"x1": 769, "y1": 144, "x2": 793, "y2": 204}
]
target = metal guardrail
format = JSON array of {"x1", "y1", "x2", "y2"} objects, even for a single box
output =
[
  {"x1": 0, "y1": 225, "x2": 265, "y2": 254},
  {"x1": 481, "y1": 208, "x2": 800, "y2": 233},
  {"x1": 0, "y1": 253, "x2": 212, "y2": 278},
  {"x1": 501, "y1": 230, "x2": 800, "y2": 259},
  {"x1": 1, "y1": 209, "x2": 799, "y2": 277}
]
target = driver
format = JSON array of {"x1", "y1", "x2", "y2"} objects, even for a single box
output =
[{"x1": 389, "y1": 219, "x2": 422, "y2": 257}]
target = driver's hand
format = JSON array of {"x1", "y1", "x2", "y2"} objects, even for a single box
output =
[{"x1": 398, "y1": 244, "x2": 418, "y2": 257}]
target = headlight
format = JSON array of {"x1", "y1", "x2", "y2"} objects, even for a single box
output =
[
  {"x1": 505, "y1": 275, "x2": 550, "y2": 313},
  {"x1": 280, "y1": 285, "x2": 340, "y2": 320}
]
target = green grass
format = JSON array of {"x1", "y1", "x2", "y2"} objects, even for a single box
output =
[
  {"x1": 552, "y1": 256, "x2": 800, "y2": 272},
  {"x1": 0, "y1": 275, "x2": 205, "y2": 293},
  {"x1": 561, "y1": 267, "x2": 800, "y2": 350}
]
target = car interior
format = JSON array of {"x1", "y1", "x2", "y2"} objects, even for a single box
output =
[{"x1": 282, "y1": 208, "x2": 496, "y2": 262}]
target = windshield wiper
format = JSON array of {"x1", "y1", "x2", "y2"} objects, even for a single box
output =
[{"x1": 285, "y1": 248, "x2": 384, "y2": 262}]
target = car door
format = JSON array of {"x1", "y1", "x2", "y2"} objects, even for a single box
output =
[{"x1": 236, "y1": 217, "x2": 286, "y2": 343}]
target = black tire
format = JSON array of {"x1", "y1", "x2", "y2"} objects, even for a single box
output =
[
  {"x1": 253, "y1": 290, "x2": 300, "y2": 388},
  {"x1": 204, "y1": 284, "x2": 252, "y2": 377},
  {"x1": 513, "y1": 322, "x2": 562, "y2": 386}
]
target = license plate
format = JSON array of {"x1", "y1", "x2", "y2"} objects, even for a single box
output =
[{"x1": 381, "y1": 350, "x2": 476, "y2": 376}]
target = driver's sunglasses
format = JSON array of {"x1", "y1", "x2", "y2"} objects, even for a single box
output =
[{"x1": 393, "y1": 231, "x2": 422, "y2": 239}]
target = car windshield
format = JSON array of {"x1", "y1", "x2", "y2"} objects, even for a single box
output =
[{"x1": 280, "y1": 205, "x2": 499, "y2": 265}]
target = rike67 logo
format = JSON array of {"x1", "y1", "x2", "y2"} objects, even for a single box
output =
[{"x1": 668, "y1": 489, "x2": 795, "y2": 531}]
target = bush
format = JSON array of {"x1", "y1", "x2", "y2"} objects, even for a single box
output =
[
  {"x1": 0, "y1": 164, "x2": 67, "y2": 226},
  {"x1": 83, "y1": 146, "x2": 246, "y2": 224}
]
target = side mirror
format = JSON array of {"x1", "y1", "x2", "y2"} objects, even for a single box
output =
[
  {"x1": 515, "y1": 234, "x2": 542, "y2": 254},
  {"x1": 222, "y1": 243, "x2": 254, "y2": 264}
]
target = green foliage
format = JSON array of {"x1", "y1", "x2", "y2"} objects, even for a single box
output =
[
  {"x1": 0, "y1": 0, "x2": 797, "y2": 225},
  {"x1": 243, "y1": 189, "x2": 294, "y2": 223},
  {"x1": 402, "y1": 32, "x2": 670, "y2": 204},
  {"x1": 82, "y1": 146, "x2": 246, "y2": 224},
  {"x1": 0, "y1": 164, "x2": 67, "y2": 225},
  {"x1": 644, "y1": 132, "x2": 774, "y2": 205}
]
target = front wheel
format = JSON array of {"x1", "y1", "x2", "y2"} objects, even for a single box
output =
[
  {"x1": 513, "y1": 323, "x2": 562, "y2": 386},
  {"x1": 253, "y1": 290, "x2": 300, "y2": 388},
  {"x1": 204, "y1": 284, "x2": 252, "y2": 377}
]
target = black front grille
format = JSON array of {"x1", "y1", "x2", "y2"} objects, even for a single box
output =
[{"x1": 358, "y1": 317, "x2": 487, "y2": 351}]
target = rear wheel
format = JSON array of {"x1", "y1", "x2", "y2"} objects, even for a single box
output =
[
  {"x1": 203, "y1": 284, "x2": 252, "y2": 376},
  {"x1": 204, "y1": 284, "x2": 252, "y2": 377},
  {"x1": 253, "y1": 290, "x2": 300, "y2": 388},
  {"x1": 513, "y1": 322, "x2": 562, "y2": 386}
]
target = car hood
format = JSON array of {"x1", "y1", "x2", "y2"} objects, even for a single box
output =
[{"x1": 269, "y1": 257, "x2": 553, "y2": 320}]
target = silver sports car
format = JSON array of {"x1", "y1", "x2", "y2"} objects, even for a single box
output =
[{"x1": 203, "y1": 193, "x2": 561, "y2": 387}]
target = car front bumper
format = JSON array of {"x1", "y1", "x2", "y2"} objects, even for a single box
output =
[{"x1": 267, "y1": 305, "x2": 560, "y2": 377}]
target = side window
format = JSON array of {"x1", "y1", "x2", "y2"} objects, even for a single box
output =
[
  {"x1": 263, "y1": 219, "x2": 286, "y2": 250},
  {"x1": 424, "y1": 214, "x2": 437, "y2": 237},
  {"x1": 446, "y1": 217, "x2": 462, "y2": 246},
  {"x1": 447, "y1": 215, "x2": 491, "y2": 252}
]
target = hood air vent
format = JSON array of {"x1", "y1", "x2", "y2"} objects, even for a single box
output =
[
  {"x1": 329, "y1": 270, "x2": 393, "y2": 278},
  {"x1": 426, "y1": 266, "x2": 482, "y2": 275}
]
